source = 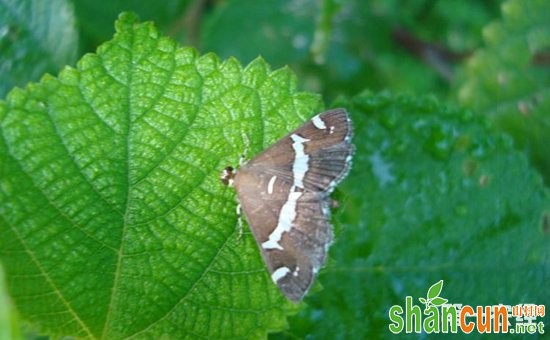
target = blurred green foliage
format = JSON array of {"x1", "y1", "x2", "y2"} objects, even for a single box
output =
[
  {"x1": 1, "y1": 0, "x2": 549, "y2": 338},
  {"x1": 287, "y1": 91, "x2": 549, "y2": 338},
  {"x1": 3, "y1": 0, "x2": 502, "y2": 100},
  {"x1": 0, "y1": 0, "x2": 77, "y2": 96}
]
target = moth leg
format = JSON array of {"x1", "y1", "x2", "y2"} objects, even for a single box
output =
[
  {"x1": 236, "y1": 203, "x2": 244, "y2": 241},
  {"x1": 239, "y1": 154, "x2": 246, "y2": 167}
]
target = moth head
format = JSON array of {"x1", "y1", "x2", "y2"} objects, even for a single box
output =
[{"x1": 220, "y1": 166, "x2": 236, "y2": 186}]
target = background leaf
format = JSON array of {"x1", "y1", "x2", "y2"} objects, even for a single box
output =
[
  {"x1": 456, "y1": 0, "x2": 550, "y2": 185},
  {"x1": 199, "y1": 0, "x2": 502, "y2": 101},
  {"x1": 0, "y1": 13, "x2": 324, "y2": 338},
  {"x1": 201, "y1": 0, "x2": 316, "y2": 69},
  {"x1": 284, "y1": 91, "x2": 550, "y2": 338},
  {"x1": 71, "y1": 0, "x2": 192, "y2": 51},
  {"x1": 0, "y1": 0, "x2": 78, "y2": 97}
]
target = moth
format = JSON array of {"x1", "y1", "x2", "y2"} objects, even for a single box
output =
[{"x1": 221, "y1": 109, "x2": 354, "y2": 301}]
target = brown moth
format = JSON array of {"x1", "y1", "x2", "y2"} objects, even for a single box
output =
[{"x1": 221, "y1": 109, "x2": 354, "y2": 301}]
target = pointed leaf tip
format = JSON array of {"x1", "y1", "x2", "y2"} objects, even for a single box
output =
[{"x1": 427, "y1": 280, "x2": 444, "y2": 299}]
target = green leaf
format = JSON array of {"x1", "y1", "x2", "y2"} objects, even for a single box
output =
[
  {"x1": 200, "y1": 0, "x2": 501, "y2": 102},
  {"x1": 201, "y1": 0, "x2": 316, "y2": 68},
  {"x1": 456, "y1": 0, "x2": 550, "y2": 184},
  {"x1": 427, "y1": 280, "x2": 444, "y2": 299},
  {"x1": 303, "y1": 0, "x2": 500, "y2": 100},
  {"x1": 0, "y1": 0, "x2": 78, "y2": 97},
  {"x1": 309, "y1": 0, "x2": 341, "y2": 64},
  {"x1": 285, "y1": 91, "x2": 549, "y2": 338},
  {"x1": 72, "y1": 0, "x2": 191, "y2": 50},
  {"x1": 430, "y1": 297, "x2": 448, "y2": 307},
  {"x1": 0, "y1": 12, "x2": 323, "y2": 338}
]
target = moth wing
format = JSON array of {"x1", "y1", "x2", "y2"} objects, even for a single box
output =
[
  {"x1": 229, "y1": 108, "x2": 353, "y2": 301},
  {"x1": 246, "y1": 109, "x2": 354, "y2": 193},
  {"x1": 235, "y1": 169, "x2": 332, "y2": 301}
]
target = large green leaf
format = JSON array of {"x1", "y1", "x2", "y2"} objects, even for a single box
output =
[
  {"x1": 456, "y1": 0, "x2": 550, "y2": 184},
  {"x1": 0, "y1": 0, "x2": 78, "y2": 97},
  {"x1": 285, "y1": 91, "x2": 550, "y2": 338},
  {"x1": 0, "y1": 13, "x2": 323, "y2": 338}
]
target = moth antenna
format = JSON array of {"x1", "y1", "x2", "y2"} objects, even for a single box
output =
[{"x1": 240, "y1": 132, "x2": 251, "y2": 166}]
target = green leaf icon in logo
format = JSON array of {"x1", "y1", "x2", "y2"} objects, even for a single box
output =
[
  {"x1": 430, "y1": 297, "x2": 448, "y2": 307},
  {"x1": 427, "y1": 280, "x2": 444, "y2": 299},
  {"x1": 420, "y1": 280, "x2": 448, "y2": 309}
]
